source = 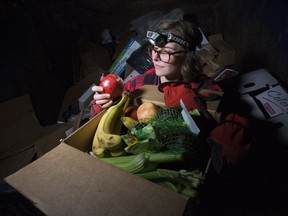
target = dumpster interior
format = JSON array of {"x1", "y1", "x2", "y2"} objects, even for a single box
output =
[{"x1": 1, "y1": 0, "x2": 288, "y2": 215}]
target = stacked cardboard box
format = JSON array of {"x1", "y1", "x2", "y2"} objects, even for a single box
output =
[
  {"x1": 236, "y1": 68, "x2": 288, "y2": 145},
  {"x1": 196, "y1": 34, "x2": 235, "y2": 78}
]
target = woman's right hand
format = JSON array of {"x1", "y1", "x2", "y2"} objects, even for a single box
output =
[{"x1": 91, "y1": 85, "x2": 113, "y2": 109}]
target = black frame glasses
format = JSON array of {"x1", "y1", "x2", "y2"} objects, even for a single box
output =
[{"x1": 151, "y1": 47, "x2": 186, "y2": 63}]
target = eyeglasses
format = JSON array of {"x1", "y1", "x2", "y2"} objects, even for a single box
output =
[{"x1": 151, "y1": 47, "x2": 186, "y2": 63}]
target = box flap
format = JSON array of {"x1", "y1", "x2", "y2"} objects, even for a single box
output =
[
  {"x1": 130, "y1": 85, "x2": 165, "y2": 107},
  {"x1": 64, "y1": 111, "x2": 106, "y2": 152},
  {"x1": 0, "y1": 145, "x2": 36, "y2": 183},
  {"x1": 238, "y1": 68, "x2": 279, "y2": 94},
  {"x1": 208, "y1": 34, "x2": 223, "y2": 43},
  {"x1": 5, "y1": 143, "x2": 189, "y2": 216},
  {"x1": 0, "y1": 95, "x2": 43, "y2": 181},
  {"x1": 34, "y1": 123, "x2": 73, "y2": 158},
  {"x1": 0, "y1": 114, "x2": 42, "y2": 157}
]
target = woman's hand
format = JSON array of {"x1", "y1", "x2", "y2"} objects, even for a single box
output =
[{"x1": 92, "y1": 85, "x2": 113, "y2": 109}]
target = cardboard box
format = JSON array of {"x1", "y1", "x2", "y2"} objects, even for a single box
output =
[
  {"x1": 208, "y1": 34, "x2": 235, "y2": 66},
  {"x1": 108, "y1": 38, "x2": 141, "y2": 77},
  {"x1": 123, "y1": 69, "x2": 141, "y2": 84},
  {"x1": 255, "y1": 84, "x2": 288, "y2": 118},
  {"x1": 235, "y1": 69, "x2": 287, "y2": 145},
  {"x1": 0, "y1": 95, "x2": 42, "y2": 182},
  {"x1": 237, "y1": 68, "x2": 279, "y2": 94},
  {"x1": 0, "y1": 95, "x2": 71, "y2": 183},
  {"x1": 236, "y1": 68, "x2": 280, "y2": 116},
  {"x1": 195, "y1": 34, "x2": 235, "y2": 78},
  {"x1": 196, "y1": 48, "x2": 225, "y2": 78},
  {"x1": 34, "y1": 123, "x2": 73, "y2": 158},
  {"x1": 214, "y1": 68, "x2": 239, "y2": 83},
  {"x1": 5, "y1": 112, "x2": 190, "y2": 216},
  {"x1": 130, "y1": 85, "x2": 165, "y2": 107},
  {"x1": 240, "y1": 91, "x2": 288, "y2": 146},
  {"x1": 112, "y1": 31, "x2": 137, "y2": 61}
]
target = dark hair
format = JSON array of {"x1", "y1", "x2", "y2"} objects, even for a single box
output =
[{"x1": 153, "y1": 19, "x2": 203, "y2": 81}]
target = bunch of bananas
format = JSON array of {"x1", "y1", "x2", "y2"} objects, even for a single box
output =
[{"x1": 92, "y1": 91, "x2": 131, "y2": 158}]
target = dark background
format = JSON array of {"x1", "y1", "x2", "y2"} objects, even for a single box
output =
[
  {"x1": 1, "y1": 0, "x2": 288, "y2": 215},
  {"x1": 1, "y1": 0, "x2": 288, "y2": 126}
]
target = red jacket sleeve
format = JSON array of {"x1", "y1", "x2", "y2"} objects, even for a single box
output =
[{"x1": 90, "y1": 99, "x2": 103, "y2": 118}]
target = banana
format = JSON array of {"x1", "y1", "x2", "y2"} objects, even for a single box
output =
[
  {"x1": 93, "y1": 147, "x2": 107, "y2": 158},
  {"x1": 109, "y1": 147, "x2": 127, "y2": 157},
  {"x1": 121, "y1": 116, "x2": 139, "y2": 130},
  {"x1": 92, "y1": 91, "x2": 130, "y2": 156}
]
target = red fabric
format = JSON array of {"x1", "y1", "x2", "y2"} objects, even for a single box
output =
[
  {"x1": 209, "y1": 113, "x2": 254, "y2": 172},
  {"x1": 190, "y1": 74, "x2": 222, "y2": 92},
  {"x1": 124, "y1": 68, "x2": 158, "y2": 92},
  {"x1": 159, "y1": 82, "x2": 200, "y2": 110},
  {"x1": 90, "y1": 99, "x2": 104, "y2": 118},
  {"x1": 90, "y1": 68, "x2": 222, "y2": 118}
]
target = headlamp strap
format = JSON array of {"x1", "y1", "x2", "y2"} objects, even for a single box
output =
[{"x1": 147, "y1": 30, "x2": 194, "y2": 51}]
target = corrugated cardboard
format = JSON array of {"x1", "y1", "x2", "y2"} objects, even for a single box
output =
[
  {"x1": 0, "y1": 145, "x2": 36, "y2": 184},
  {"x1": 5, "y1": 112, "x2": 189, "y2": 216},
  {"x1": 34, "y1": 123, "x2": 73, "y2": 158},
  {"x1": 130, "y1": 85, "x2": 165, "y2": 107},
  {"x1": 208, "y1": 34, "x2": 235, "y2": 66},
  {"x1": 0, "y1": 95, "x2": 42, "y2": 182},
  {"x1": 196, "y1": 34, "x2": 235, "y2": 78},
  {"x1": 0, "y1": 95, "x2": 71, "y2": 182},
  {"x1": 196, "y1": 46, "x2": 225, "y2": 78}
]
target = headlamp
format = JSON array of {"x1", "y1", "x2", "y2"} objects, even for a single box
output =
[{"x1": 146, "y1": 30, "x2": 194, "y2": 51}]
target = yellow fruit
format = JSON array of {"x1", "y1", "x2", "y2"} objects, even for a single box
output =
[{"x1": 92, "y1": 91, "x2": 130, "y2": 156}]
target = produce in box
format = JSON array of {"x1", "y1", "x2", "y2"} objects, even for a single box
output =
[{"x1": 91, "y1": 99, "x2": 207, "y2": 198}]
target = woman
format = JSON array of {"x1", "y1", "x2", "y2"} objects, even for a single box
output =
[{"x1": 90, "y1": 19, "x2": 222, "y2": 118}]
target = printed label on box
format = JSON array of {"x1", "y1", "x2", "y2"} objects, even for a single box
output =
[
  {"x1": 108, "y1": 38, "x2": 141, "y2": 76},
  {"x1": 255, "y1": 85, "x2": 288, "y2": 117}
]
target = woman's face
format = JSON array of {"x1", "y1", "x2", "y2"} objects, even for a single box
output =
[{"x1": 151, "y1": 42, "x2": 186, "y2": 81}]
